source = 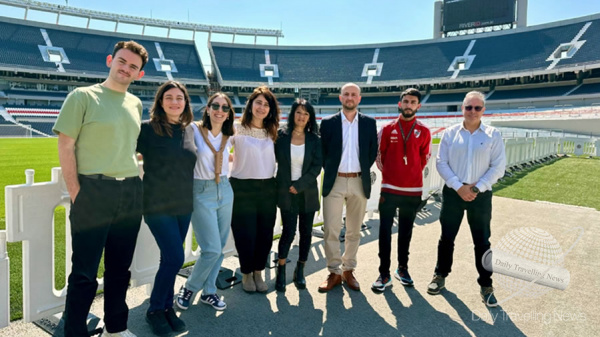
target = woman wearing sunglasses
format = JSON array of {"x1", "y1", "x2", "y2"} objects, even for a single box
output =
[
  {"x1": 274, "y1": 99, "x2": 322, "y2": 292},
  {"x1": 176, "y1": 93, "x2": 235, "y2": 311},
  {"x1": 137, "y1": 81, "x2": 196, "y2": 336},
  {"x1": 230, "y1": 85, "x2": 280, "y2": 293}
]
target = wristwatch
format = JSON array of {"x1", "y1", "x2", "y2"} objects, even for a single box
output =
[{"x1": 471, "y1": 186, "x2": 480, "y2": 194}]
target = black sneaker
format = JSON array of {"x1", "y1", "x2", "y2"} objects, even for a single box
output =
[
  {"x1": 175, "y1": 286, "x2": 194, "y2": 310},
  {"x1": 427, "y1": 274, "x2": 445, "y2": 295},
  {"x1": 480, "y1": 286, "x2": 498, "y2": 307},
  {"x1": 371, "y1": 275, "x2": 393, "y2": 292},
  {"x1": 145, "y1": 310, "x2": 171, "y2": 336},
  {"x1": 200, "y1": 293, "x2": 227, "y2": 311},
  {"x1": 394, "y1": 267, "x2": 414, "y2": 286},
  {"x1": 165, "y1": 307, "x2": 186, "y2": 332}
]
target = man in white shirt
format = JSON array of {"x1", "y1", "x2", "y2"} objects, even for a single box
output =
[
  {"x1": 318, "y1": 83, "x2": 378, "y2": 292},
  {"x1": 428, "y1": 91, "x2": 506, "y2": 307}
]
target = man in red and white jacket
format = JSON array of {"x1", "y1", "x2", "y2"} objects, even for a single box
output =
[{"x1": 371, "y1": 88, "x2": 431, "y2": 292}]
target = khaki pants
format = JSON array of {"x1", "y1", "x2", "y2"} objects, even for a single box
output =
[{"x1": 323, "y1": 176, "x2": 368, "y2": 274}]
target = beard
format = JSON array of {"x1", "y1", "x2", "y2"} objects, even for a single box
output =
[
  {"x1": 401, "y1": 108, "x2": 416, "y2": 119},
  {"x1": 342, "y1": 102, "x2": 357, "y2": 111}
]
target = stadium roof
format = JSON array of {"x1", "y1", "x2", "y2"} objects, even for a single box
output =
[{"x1": 0, "y1": 0, "x2": 284, "y2": 38}]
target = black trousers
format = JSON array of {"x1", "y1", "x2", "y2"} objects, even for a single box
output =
[
  {"x1": 64, "y1": 175, "x2": 142, "y2": 337},
  {"x1": 277, "y1": 192, "x2": 315, "y2": 262},
  {"x1": 435, "y1": 185, "x2": 493, "y2": 287},
  {"x1": 230, "y1": 178, "x2": 277, "y2": 274},
  {"x1": 378, "y1": 192, "x2": 422, "y2": 277}
]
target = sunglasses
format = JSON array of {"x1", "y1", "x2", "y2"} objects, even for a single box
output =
[
  {"x1": 210, "y1": 103, "x2": 231, "y2": 113},
  {"x1": 464, "y1": 105, "x2": 484, "y2": 112}
]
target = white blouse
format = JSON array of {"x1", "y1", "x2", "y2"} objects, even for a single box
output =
[
  {"x1": 231, "y1": 125, "x2": 276, "y2": 179},
  {"x1": 191, "y1": 123, "x2": 233, "y2": 180},
  {"x1": 290, "y1": 143, "x2": 305, "y2": 181}
]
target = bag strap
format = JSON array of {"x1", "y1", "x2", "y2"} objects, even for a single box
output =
[{"x1": 198, "y1": 123, "x2": 229, "y2": 183}]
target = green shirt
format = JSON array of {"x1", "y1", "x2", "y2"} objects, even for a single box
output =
[{"x1": 53, "y1": 84, "x2": 143, "y2": 178}]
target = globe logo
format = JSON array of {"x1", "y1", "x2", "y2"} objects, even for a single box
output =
[{"x1": 493, "y1": 227, "x2": 564, "y2": 298}]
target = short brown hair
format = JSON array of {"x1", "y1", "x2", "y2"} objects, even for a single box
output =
[
  {"x1": 401, "y1": 88, "x2": 422, "y2": 103},
  {"x1": 113, "y1": 40, "x2": 149, "y2": 70}
]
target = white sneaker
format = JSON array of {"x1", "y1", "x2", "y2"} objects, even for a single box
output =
[{"x1": 101, "y1": 328, "x2": 137, "y2": 337}]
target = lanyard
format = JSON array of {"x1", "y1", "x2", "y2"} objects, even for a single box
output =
[{"x1": 399, "y1": 120, "x2": 417, "y2": 165}]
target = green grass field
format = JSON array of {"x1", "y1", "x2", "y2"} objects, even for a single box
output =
[
  {"x1": 1, "y1": 138, "x2": 60, "y2": 320},
  {"x1": 0, "y1": 138, "x2": 598, "y2": 321},
  {"x1": 495, "y1": 156, "x2": 600, "y2": 210}
]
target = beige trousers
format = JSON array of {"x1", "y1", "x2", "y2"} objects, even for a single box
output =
[{"x1": 323, "y1": 176, "x2": 368, "y2": 274}]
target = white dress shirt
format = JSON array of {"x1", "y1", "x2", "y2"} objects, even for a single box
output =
[
  {"x1": 436, "y1": 122, "x2": 506, "y2": 192},
  {"x1": 191, "y1": 123, "x2": 232, "y2": 180},
  {"x1": 338, "y1": 112, "x2": 361, "y2": 173}
]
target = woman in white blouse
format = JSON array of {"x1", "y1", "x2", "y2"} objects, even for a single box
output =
[
  {"x1": 230, "y1": 85, "x2": 280, "y2": 293},
  {"x1": 175, "y1": 93, "x2": 234, "y2": 311}
]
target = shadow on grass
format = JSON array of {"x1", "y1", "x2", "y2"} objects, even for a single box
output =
[{"x1": 493, "y1": 157, "x2": 564, "y2": 194}]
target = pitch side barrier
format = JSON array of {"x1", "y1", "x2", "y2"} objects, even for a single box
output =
[
  {"x1": 2, "y1": 166, "x2": 237, "y2": 325},
  {"x1": 0, "y1": 160, "x2": 439, "y2": 329},
  {"x1": 560, "y1": 137, "x2": 600, "y2": 157},
  {"x1": 3, "y1": 137, "x2": 593, "y2": 329},
  {"x1": 0, "y1": 231, "x2": 8, "y2": 329}
]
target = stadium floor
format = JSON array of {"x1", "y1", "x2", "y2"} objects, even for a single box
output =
[{"x1": 3, "y1": 196, "x2": 599, "y2": 337}]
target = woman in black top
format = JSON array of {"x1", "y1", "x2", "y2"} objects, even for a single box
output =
[
  {"x1": 136, "y1": 81, "x2": 196, "y2": 336},
  {"x1": 274, "y1": 99, "x2": 322, "y2": 292}
]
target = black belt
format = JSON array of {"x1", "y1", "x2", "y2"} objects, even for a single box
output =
[{"x1": 80, "y1": 174, "x2": 137, "y2": 181}]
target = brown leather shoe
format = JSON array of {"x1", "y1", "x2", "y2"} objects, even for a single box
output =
[
  {"x1": 342, "y1": 270, "x2": 360, "y2": 291},
  {"x1": 318, "y1": 273, "x2": 342, "y2": 292}
]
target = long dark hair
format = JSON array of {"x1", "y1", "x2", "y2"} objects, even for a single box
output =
[
  {"x1": 241, "y1": 85, "x2": 280, "y2": 141},
  {"x1": 285, "y1": 98, "x2": 319, "y2": 135},
  {"x1": 201, "y1": 92, "x2": 235, "y2": 136},
  {"x1": 150, "y1": 80, "x2": 193, "y2": 137}
]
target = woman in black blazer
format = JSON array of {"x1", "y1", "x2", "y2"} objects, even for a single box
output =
[{"x1": 274, "y1": 99, "x2": 322, "y2": 292}]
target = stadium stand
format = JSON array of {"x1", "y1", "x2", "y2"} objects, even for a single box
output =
[
  {"x1": 426, "y1": 92, "x2": 475, "y2": 104},
  {"x1": 464, "y1": 22, "x2": 585, "y2": 75},
  {"x1": 570, "y1": 81, "x2": 600, "y2": 95},
  {"x1": 0, "y1": 20, "x2": 52, "y2": 71},
  {"x1": 1, "y1": 13, "x2": 599, "y2": 130},
  {"x1": 0, "y1": 17, "x2": 208, "y2": 84},
  {"x1": 5, "y1": 89, "x2": 68, "y2": 99},
  {"x1": 488, "y1": 85, "x2": 575, "y2": 100},
  {"x1": 210, "y1": 15, "x2": 600, "y2": 89}
]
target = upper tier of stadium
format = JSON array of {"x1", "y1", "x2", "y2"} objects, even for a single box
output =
[
  {"x1": 0, "y1": 16, "x2": 208, "y2": 85},
  {"x1": 210, "y1": 14, "x2": 600, "y2": 88}
]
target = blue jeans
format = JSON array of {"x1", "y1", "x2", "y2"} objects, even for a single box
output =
[
  {"x1": 185, "y1": 177, "x2": 233, "y2": 295},
  {"x1": 144, "y1": 213, "x2": 191, "y2": 312}
]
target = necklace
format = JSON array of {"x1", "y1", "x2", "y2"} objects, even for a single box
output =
[{"x1": 293, "y1": 129, "x2": 304, "y2": 135}]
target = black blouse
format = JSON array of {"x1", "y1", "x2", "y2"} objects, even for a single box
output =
[{"x1": 137, "y1": 121, "x2": 197, "y2": 216}]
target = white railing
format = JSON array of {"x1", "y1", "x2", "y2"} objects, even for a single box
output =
[
  {"x1": 2, "y1": 167, "x2": 236, "y2": 325},
  {"x1": 1, "y1": 135, "x2": 596, "y2": 330},
  {"x1": 505, "y1": 138, "x2": 536, "y2": 168},
  {"x1": 560, "y1": 137, "x2": 600, "y2": 156},
  {"x1": 0, "y1": 230, "x2": 9, "y2": 329}
]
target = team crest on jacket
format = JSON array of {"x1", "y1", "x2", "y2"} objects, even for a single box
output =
[
  {"x1": 391, "y1": 129, "x2": 398, "y2": 134},
  {"x1": 414, "y1": 129, "x2": 421, "y2": 138}
]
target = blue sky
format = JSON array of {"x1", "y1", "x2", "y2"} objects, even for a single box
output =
[{"x1": 2, "y1": 0, "x2": 600, "y2": 69}]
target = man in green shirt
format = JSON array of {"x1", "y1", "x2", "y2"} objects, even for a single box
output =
[{"x1": 53, "y1": 40, "x2": 148, "y2": 337}]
